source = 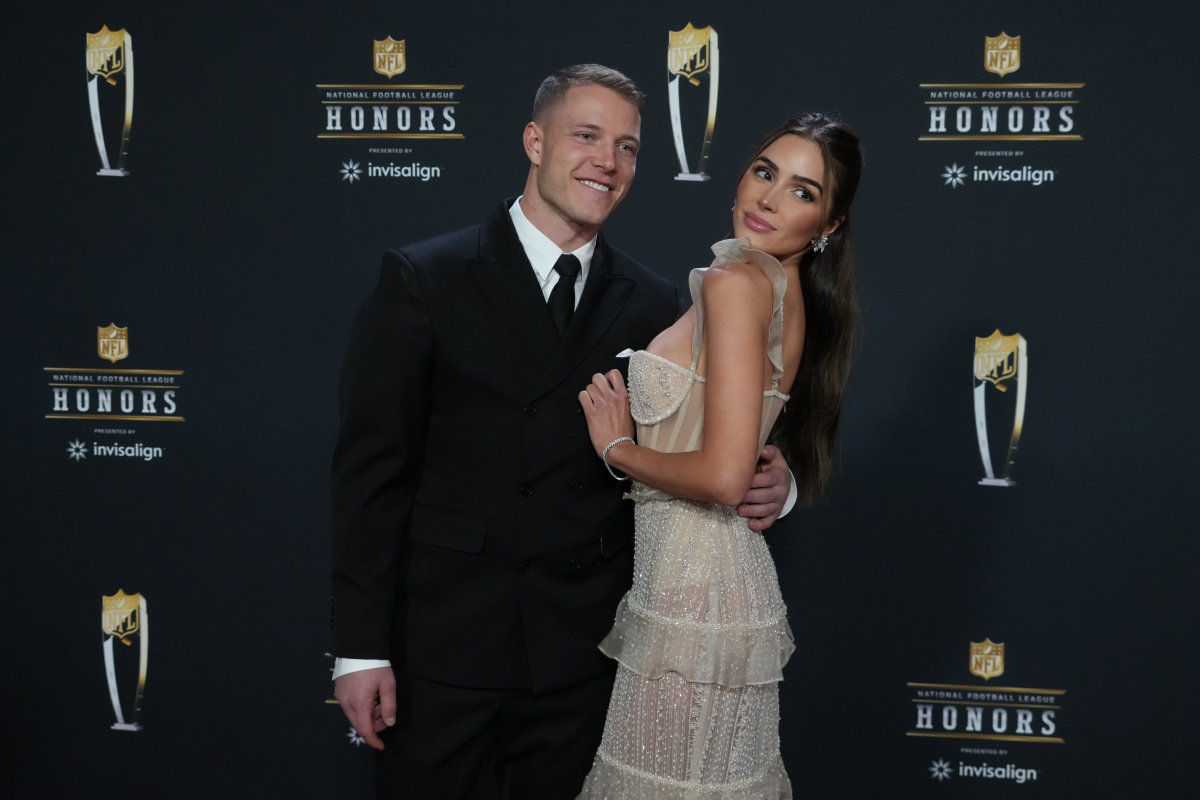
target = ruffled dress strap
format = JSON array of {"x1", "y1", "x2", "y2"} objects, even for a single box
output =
[{"x1": 692, "y1": 238, "x2": 789, "y2": 394}]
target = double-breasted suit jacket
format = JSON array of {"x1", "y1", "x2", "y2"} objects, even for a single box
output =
[{"x1": 332, "y1": 200, "x2": 680, "y2": 692}]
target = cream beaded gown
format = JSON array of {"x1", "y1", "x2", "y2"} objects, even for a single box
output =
[{"x1": 578, "y1": 240, "x2": 796, "y2": 799}]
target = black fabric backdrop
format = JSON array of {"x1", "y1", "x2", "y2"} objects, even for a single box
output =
[{"x1": 6, "y1": 1, "x2": 1197, "y2": 796}]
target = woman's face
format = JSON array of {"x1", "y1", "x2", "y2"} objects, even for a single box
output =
[{"x1": 733, "y1": 134, "x2": 839, "y2": 264}]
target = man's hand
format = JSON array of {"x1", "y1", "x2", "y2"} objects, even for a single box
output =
[
  {"x1": 737, "y1": 445, "x2": 792, "y2": 532},
  {"x1": 334, "y1": 666, "x2": 397, "y2": 751}
]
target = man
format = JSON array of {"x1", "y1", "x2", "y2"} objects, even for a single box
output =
[{"x1": 331, "y1": 64, "x2": 791, "y2": 799}]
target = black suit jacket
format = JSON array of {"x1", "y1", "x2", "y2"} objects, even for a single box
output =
[{"x1": 332, "y1": 200, "x2": 680, "y2": 692}]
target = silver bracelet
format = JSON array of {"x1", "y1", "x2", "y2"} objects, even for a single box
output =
[{"x1": 601, "y1": 436, "x2": 634, "y2": 481}]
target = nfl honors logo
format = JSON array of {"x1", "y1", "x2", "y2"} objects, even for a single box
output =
[
  {"x1": 985, "y1": 33, "x2": 1021, "y2": 77},
  {"x1": 97, "y1": 323, "x2": 129, "y2": 363},
  {"x1": 374, "y1": 37, "x2": 406, "y2": 78},
  {"x1": 970, "y1": 639, "x2": 1005, "y2": 681}
]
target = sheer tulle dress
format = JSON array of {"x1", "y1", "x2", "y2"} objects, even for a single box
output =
[{"x1": 577, "y1": 239, "x2": 796, "y2": 799}]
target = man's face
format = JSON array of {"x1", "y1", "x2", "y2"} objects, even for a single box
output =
[{"x1": 524, "y1": 84, "x2": 641, "y2": 242}]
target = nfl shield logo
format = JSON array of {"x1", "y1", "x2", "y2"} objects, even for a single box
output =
[
  {"x1": 86, "y1": 26, "x2": 127, "y2": 81},
  {"x1": 970, "y1": 639, "x2": 1005, "y2": 681},
  {"x1": 98, "y1": 323, "x2": 129, "y2": 363},
  {"x1": 103, "y1": 589, "x2": 142, "y2": 644},
  {"x1": 974, "y1": 329, "x2": 1020, "y2": 389},
  {"x1": 668, "y1": 23, "x2": 712, "y2": 82},
  {"x1": 985, "y1": 33, "x2": 1021, "y2": 77},
  {"x1": 374, "y1": 37, "x2": 406, "y2": 78}
]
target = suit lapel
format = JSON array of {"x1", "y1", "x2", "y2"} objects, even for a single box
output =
[
  {"x1": 467, "y1": 202, "x2": 560, "y2": 372},
  {"x1": 533, "y1": 236, "x2": 634, "y2": 398}
]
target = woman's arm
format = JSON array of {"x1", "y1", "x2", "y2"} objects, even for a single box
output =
[{"x1": 580, "y1": 263, "x2": 774, "y2": 506}]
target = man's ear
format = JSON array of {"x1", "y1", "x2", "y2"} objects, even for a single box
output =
[{"x1": 523, "y1": 122, "x2": 543, "y2": 166}]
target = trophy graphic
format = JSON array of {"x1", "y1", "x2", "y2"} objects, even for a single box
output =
[
  {"x1": 667, "y1": 23, "x2": 719, "y2": 181},
  {"x1": 86, "y1": 26, "x2": 134, "y2": 176},
  {"x1": 102, "y1": 590, "x2": 148, "y2": 730},
  {"x1": 973, "y1": 330, "x2": 1028, "y2": 486}
]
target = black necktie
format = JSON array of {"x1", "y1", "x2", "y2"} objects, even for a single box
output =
[{"x1": 547, "y1": 253, "x2": 581, "y2": 336}]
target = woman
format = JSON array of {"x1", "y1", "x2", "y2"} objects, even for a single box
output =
[{"x1": 575, "y1": 112, "x2": 863, "y2": 798}]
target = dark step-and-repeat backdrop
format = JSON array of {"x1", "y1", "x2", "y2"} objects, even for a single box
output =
[{"x1": 7, "y1": 2, "x2": 1197, "y2": 797}]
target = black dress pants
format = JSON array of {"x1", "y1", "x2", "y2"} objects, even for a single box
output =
[{"x1": 375, "y1": 668, "x2": 614, "y2": 800}]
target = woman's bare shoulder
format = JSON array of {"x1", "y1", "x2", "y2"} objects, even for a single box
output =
[{"x1": 701, "y1": 261, "x2": 774, "y2": 307}]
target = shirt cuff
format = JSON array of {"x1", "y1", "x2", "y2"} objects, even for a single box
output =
[
  {"x1": 332, "y1": 657, "x2": 392, "y2": 681},
  {"x1": 781, "y1": 469, "x2": 798, "y2": 518}
]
